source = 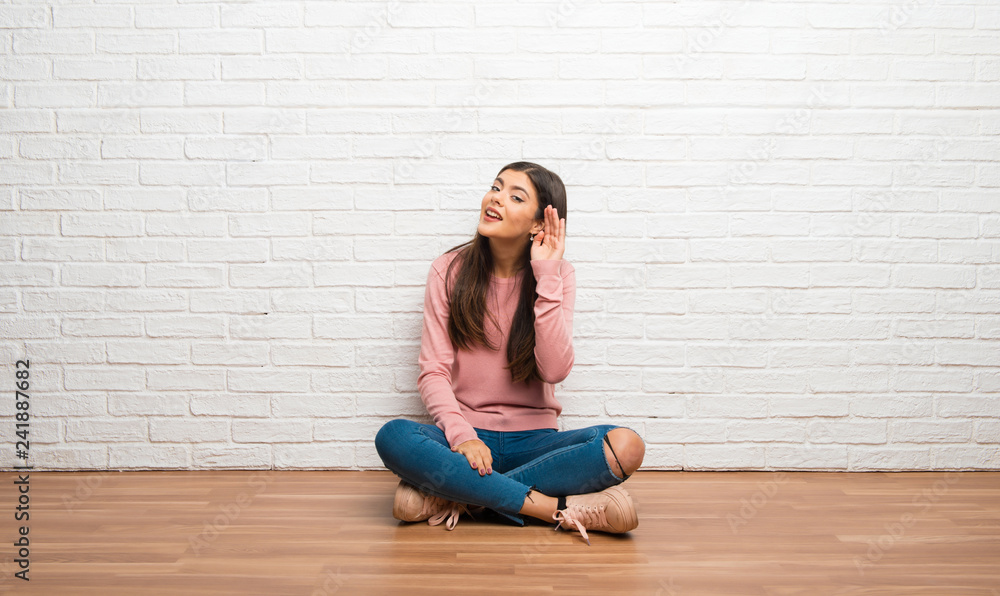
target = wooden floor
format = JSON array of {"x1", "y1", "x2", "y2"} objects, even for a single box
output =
[{"x1": 0, "y1": 470, "x2": 998, "y2": 595}]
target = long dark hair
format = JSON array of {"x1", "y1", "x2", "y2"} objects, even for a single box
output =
[{"x1": 441, "y1": 161, "x2": 568, "y2": 384}]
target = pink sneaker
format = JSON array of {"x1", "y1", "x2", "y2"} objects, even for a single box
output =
[
  {"x1": 552, "y1": 485, "x2": 638, "y2": 545},
  {"x1": 392, "y1": 480, "x2": 477, "y2": 531}
]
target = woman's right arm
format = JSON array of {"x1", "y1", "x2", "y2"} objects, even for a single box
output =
[{"x1": 416, "y1": 258, "x2": 482, "y2": 450}]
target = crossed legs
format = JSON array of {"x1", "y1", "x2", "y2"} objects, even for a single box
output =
[
  {"x1": 518, "y1": 427, "x2": 645, "y2": 522},
  {"x1": 376, "y1": 420, "x2": 646, "y2": 525}
]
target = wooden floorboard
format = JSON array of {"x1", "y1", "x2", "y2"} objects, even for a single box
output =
[{"x1": 1, "y1": 470, "x2": 998, "y2": 595}]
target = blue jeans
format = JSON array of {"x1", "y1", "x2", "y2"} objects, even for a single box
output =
[{"x1": 374, "y1": 418, "x2": 642, "y2": 526}]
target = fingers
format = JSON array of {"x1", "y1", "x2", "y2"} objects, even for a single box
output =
[
  {"x1": 532, "y1": 206, "x2": 566, "y2": 260},
  {"x1": 477, "y1": 444, "x2": 493, "y2": 475},
  {"x1": 541, "y1": 206, "x2": 555, "y2": 246},
  {"x1": 545, "y1": 205, "x2": 565, "y2": 245},
  {"x1": 469, "y1": 448, "x2": 492, "y2": 476},
  {"x1": 454, "y1": 440, "x2": 493, "y2": 476}
]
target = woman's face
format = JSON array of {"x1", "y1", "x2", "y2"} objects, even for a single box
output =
[{"x1": 478, "y1": 169, "x2": 543, "y2": 241}]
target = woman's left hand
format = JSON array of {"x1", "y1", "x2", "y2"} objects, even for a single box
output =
[{"x1": 530, "y1": 205, "x2": 566, "y2": 262}]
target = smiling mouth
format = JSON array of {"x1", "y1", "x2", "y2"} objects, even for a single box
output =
[{"x1": 484, "y1": 209, "x2": 502, "y2": 221}]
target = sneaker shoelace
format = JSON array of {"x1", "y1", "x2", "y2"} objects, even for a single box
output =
[
  {"x1": 553, "y1": 504, "x2": 609, "y2": 546},
  {"x1": 427, "y1": 501, "x2": 475, "y2": 531}
]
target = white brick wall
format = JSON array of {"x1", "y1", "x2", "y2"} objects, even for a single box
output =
[{"x1": 1, "y1": 0, "x2": 998, "y2": 472}]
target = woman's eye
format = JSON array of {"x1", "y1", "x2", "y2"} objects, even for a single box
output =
[{"x1": 489, "y1": 185, "x2": 522, "y2": 202}]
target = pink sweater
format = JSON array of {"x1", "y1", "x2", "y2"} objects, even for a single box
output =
[{"x1": 417, "y1": 250, "x2": 576, "y2": 448}]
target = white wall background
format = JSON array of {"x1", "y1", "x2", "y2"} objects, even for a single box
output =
[{"x1": 1, "y1": 0, "x2": 998, "y2": 472}]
